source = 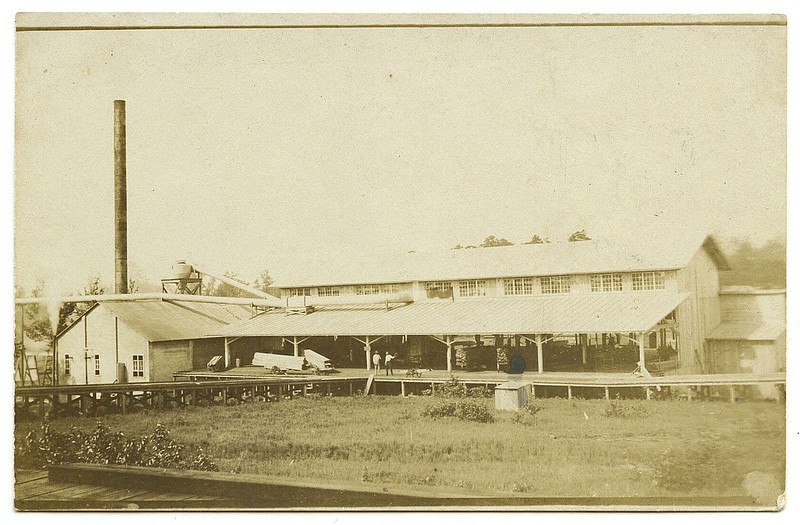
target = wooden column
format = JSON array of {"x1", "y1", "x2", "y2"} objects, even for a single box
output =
[
  {"x1": 446, "y1": 335, "x2": 453, "y2": 373},
  {"x1": 365, "y1": 336, "x2": 372, "y2": 371},
  {"x1": 292, "y1": 336, "x2": 299, "y2": 357},
  {"x1": 224, "y1": 338, "x2": 231, "y2": 369},
  {"x1": 535, "y1": 334, "x2": 544, "y2": 374},
  {"x1": 638, "y1": 333, "x2": 648, "y2": 375},
  {"x1": 581, "y1": 334, "x2": 588, "y2": 366}
]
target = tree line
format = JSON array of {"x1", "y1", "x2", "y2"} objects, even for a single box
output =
[{"x1": 453, "y1": 230, "x2": 591, "y2": 249}]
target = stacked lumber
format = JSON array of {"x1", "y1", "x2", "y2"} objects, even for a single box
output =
[
  {"x1": 303, "y1": 349, "x2": 335, "y2": 373},
  {"x1": 251, "y1": 352, "x2": 307, "y2": 372}
]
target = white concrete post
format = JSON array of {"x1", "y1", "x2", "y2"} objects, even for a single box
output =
[{"x1": 536, "y1": 334, "x2": 544, "y2": 374}]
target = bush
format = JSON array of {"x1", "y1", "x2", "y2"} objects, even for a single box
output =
[
  {"x1": 602, "y1": 400, "x2": 650, "y2": 419},
  {"x1": 422, "y1": 400, "x2": 494, "y2": 423},
  {"x1": 431, "y1": 377, "x2": 492, "y2": 399},
  {"x1": 18, "y1": 420, "x2": 218, "y2": 472},
  {"x1": 512, "y1": 403, "x2": 543, "y2": 426}
]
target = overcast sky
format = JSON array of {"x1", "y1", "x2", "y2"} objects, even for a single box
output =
[{"x1": 14, "y1": 17, "x2": 786, "y2": 293}]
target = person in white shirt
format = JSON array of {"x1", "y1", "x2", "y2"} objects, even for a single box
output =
[
  {"x1": 384, "y1": 352, "x2": 395, "y2": 376},
  {"x1": 372, "y1": 351, "x2": 382, "y2": 373}
]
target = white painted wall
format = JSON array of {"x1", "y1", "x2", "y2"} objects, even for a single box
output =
[{"x1": 56, "y1": 305, "x2": 151, "y2": 385}]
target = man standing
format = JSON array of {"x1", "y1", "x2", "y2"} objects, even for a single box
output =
[
  {"x1": 372, "y1": 351, "x2": 382, "y2": 374},
  {"x1": 385, "y1": 352, "x2": 395, "y2": 376}
]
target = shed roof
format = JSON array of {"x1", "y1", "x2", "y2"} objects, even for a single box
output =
[
  {"x1": 101, "y1": 300, "x2": 253, "y2": 342},
  {"x1": 214, "y1": 292, "x2": 689, "y2": 337},
  {"x1": 706, "y1": 322, "x2": 785, "y2": 341},
  {"x1": 273, "y1": 234, "x2": 729, "y2": 288}
]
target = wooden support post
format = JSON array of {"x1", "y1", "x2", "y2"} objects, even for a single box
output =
[
  {"x1": 431, "y1": 382, "x2": 435, "y2": 396},
  {"x1": 121, "y1": 392, "x2": 127, "y2": 414},
  {"x1": 401, "y1": 381, "x2": 406, "y2": 397},
  {"x1": 581, "y1": 334, "x2": 588, "y2": 366},
  {"x1": 365, "y1": 337, "x2": 372, "y2": 371},
  {"x1": 531, "y1": 385, "x2": 536, "y2": 398},
  {"x1": 567, "y1": 385, "x2": 572, "y2": 400},
  {"x1": 687, "y1": 387, "x2": 693, "y2": 402},
  {"x1": 604, "y1": 386, "x2": 610, "y2": 400},
  {"x1": 446, "y1": 335, "x2": 453, "y2": 373},
  {"x1": 292, "y1": 336, "x2": 299, "y2": 357},
  {"x1": 326, "y1": 383, "x2": 331, "y2": 396},
  {"x1": 729, "y1": 385, "x2": 736, "y2": 403},
  {"x1": 224, "y1": 338, "x2": 231, "y2": 369},
  {"x1": 646, "y1": 387, "x2": 651, "y2": 400},
  {"x1": 638, "y1": 333, "x2": 648, "y2": 376},
  {"x1": 221, "y1": 389, "x2": 228, "y2": 405},
  {"x1": 302, "y1": 384, "x2": 308, "y2": 397},
  {"x1": 535, "y1": 334, "x2": 544, "y2": 374},
  {"x1": 349, "y1": 381, "x2": 353, "y2": 396}
]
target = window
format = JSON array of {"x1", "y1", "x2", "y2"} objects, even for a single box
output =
[
  {"x1": 424, "y1": 281, "x2": 453, "y2": 298},
  {"x1": 632, "y1": 271, "x2": 666, "y2": 291},
  {"x1": 540, "y1": 275, "x2": 572, "y2": 294},
  {"x1": 288, "y1": 288, "x2": 312, "y2": 297},
  {"x1": 459, "y1": 280, "x2": 486, "y2": 297},
  {"x1": 504, "y1": 277, "x2": 533, "y2": 296},
  {"x1": 94, "y1": 354, "x2": 100, "y2": 376},
  {"x1": 354, "y1": 285, "x2": 381, "y2": 295},
  {"x1": 317, "y1": 286, "x2": 340, "y2": 297},
  {"x1": 591, "y1": 273, "x2": 623, "y2": 292},
  {"x1": 64, "y1": 355, "x2": 71, "y2": 376},
  {"x1": 381, "y1": 284, "x2": 401, "y2": 294},
  {"x1": 132, "y1": 355, "x2": 144, "y2": 378}
]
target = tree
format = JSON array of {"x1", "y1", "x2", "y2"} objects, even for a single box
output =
[
  {"x1": 479, "y1": 236, "x2": 514, "y2": 248},
  {"x1": 56, "y1": 276, "x2": 105, "y2": 333},
  {"x1": 253, "y1": 270, "x2": 273, "y2": 293},
  {"x1": 719, "y1": 238, "x2": 786, "y2": 289},
  {"x1": 568, "y1": 230, "x2": 591, "y2": 242},
  {"x1": 523, "y1": 234, "x2": 550, "y2": 244},
  {"x1": 15, "y1": 279, "x2": 53, "y2": 341}
]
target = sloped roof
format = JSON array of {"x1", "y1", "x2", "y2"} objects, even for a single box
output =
[
  {"x1": 274, "y1": 234, "x2": 728, "y2": 288},
  {"x1": 706, "y1": 323, "x2": 785, "y2": 341},
  {"x1": 214, "y1": 292, "x2": 689, "y2": 337},
  {"x1": 101, "y1": 300, "x2": 253, "y2": 342}
]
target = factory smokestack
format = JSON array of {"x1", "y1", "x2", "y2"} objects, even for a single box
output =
[{"x1": 114, "y1": 100, "x2": 128, "y2": 294}]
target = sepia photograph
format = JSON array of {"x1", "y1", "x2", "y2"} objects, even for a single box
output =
[{"x1": 9, "y1": 8, "x2": 790, "y2": 512}]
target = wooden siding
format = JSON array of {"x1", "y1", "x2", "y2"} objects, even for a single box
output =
[
  {"x1": 718, "y1": 292, "x2": 786, "y2": 326},
  {"x1": 56, "y1": 306, "x2": 150, "y2": 385},
  {"x1": 675, "y1": 247, "x2": 722, "y2": 373}
]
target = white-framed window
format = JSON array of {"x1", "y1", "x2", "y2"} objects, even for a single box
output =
[
  {"x1": 632, "y1": 271, "x2": 666, "y2": 291},
  {"x1": 591, "y1": 273, "x2": 623, "y2": 292},
  {"x1": 354, "y1": 284, "x2": 381, "y2": 295},
  {"x1": 541, "y1": 275, "x2": 572, "y2": 294},
  {"x1": 132, "y1": 355, "x2": 144, "y2": 378},
  {"x1": 94, "y1": 354, "x2": 100, "y2": 376},
  {"x1": 317, "y1": 286, "x2": 340, "y2": 297},
  {"x1": 381, "y1": 283, "x2": 401, "y2": 294},
  {"x1": 504, "y1": 277, "x2": 534, "y2": 296},
  {"x1": 424, "y1": 281, "x2": 452, "y2": 291},
  {"x1": 459, "y1": 280, "x2": 487, "y2": 297},
  {"x1": 288, "y1": 288, "x2": 312, "y2": 297},
  {"x1": 64, "y1": 354, "x2": 71, "y2": 376}
]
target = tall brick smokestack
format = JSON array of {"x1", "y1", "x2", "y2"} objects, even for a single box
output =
[{"x1": 114, "y1": 100, "x2": 128, "y2": 294}]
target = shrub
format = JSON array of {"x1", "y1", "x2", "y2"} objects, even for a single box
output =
[
  {"x1": 18, "y1": 420, "x2": 218, "y2": 472},
  {"x1": 602, "y1": 400, "x2": 650, "y2": 419},
  {"x1": 512, "y1": 404, "x2": 543, "y2": 426},
  {"x1": 422, "y1": 400, "x2": 494, "y2": 423}
]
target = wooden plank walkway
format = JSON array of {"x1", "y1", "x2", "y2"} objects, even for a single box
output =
[{"x1": 14, "y1": 469, "x2": 222, "y2": 510}]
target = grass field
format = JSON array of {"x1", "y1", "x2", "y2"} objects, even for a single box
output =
[{"x1": 15, "y1": 395, "x2": 785, "y2": 502}]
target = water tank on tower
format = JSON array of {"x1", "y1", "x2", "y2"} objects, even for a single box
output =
[{"x1": 161, "y1": 260, "x2": 203, "y2": 294}]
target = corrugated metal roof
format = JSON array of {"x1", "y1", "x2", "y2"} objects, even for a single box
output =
[
  {"x1": 706, "y1": 323, "x2": 785, "y2": 341},
  {"x1": 273, "y1": 234, "x2": 727, "y2": 288},
  {"x1": 214, "y1": 292, "x2": 690, "y2": 337},
  {"x1": 103, "y1": 300, "x2": 253, "y2": 342}
]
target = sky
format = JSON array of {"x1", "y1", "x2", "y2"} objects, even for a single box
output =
[{"x1": 13, "y1": 15, "x2": 787, "y2": 294}]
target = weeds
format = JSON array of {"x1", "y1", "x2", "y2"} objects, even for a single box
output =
[
  {"x1": 18, "y1": 419, "x2": 218, "y2": 471},
  {"x1": 603, "y1": 400, "x2": 651, "y2": 419},
  {"x1": 422, "y1": 400, "x2": 495, "y2": 423},
  {"x1": 655, "y1": 443, "x2": 735, "y2": 492}
]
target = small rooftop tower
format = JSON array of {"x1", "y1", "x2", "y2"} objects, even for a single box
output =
[{"x1": 161, "y1": 260, "x2": 203, "y2": 294}]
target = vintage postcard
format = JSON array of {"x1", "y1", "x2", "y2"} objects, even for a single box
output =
[{"x1": 12, "y1": 12, "x2": 787, "y2": 511}]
